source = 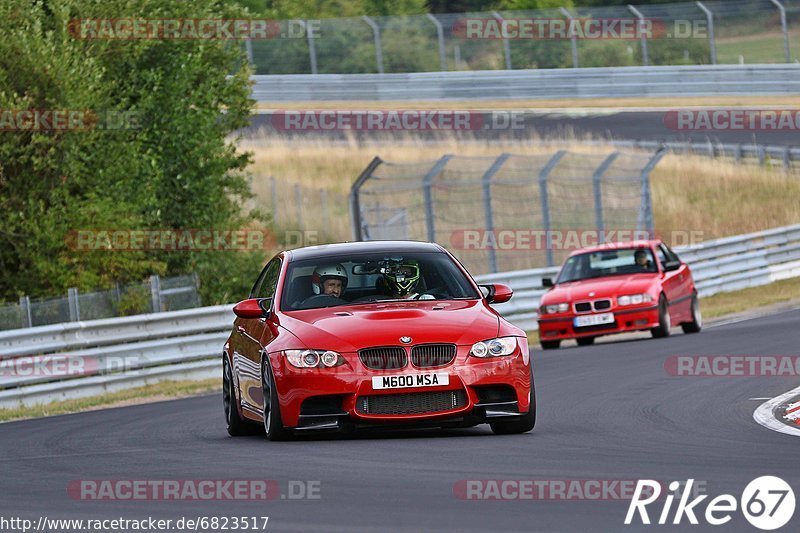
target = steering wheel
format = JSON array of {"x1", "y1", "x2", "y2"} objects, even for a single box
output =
[{"x1": 297, "y1": 294, "x2": 346, "y2": 309}]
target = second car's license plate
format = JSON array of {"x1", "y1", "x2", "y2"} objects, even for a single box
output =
[
  {"x1": 574, "y1": 313, "x2": 614, "y2": 328},
  {"x1": 372, "y1": 373, "x2": 449, "y2": 390}
]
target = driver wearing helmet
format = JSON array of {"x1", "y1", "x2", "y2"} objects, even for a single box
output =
[
  {"x1": 310, "y1": 263, "x2": 348, "y2": 299},
  {"x1": 381, "y1": 259, "x2": 434, "y2": 300}
]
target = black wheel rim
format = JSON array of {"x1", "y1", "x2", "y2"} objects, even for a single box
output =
[{"x1": 262, "y1": 360, "x2": 272, "y2": 433}]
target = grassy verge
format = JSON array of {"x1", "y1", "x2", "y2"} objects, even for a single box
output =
[
  {"x1": 0, "y1": 378, "x2": 218, "y2": 423},
  {"x1": 699, "y1": 276, "x2": 800, "y2": 319}
]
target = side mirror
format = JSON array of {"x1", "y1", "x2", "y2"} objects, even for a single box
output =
[
  {"x1": 481, "y1": 283, "x2": 513, "y2": 304},
  {"x1": 233, "y1": 298, "x2": 269, "y2": 319},
  {"x1": 542, "y1": 277, "x2": 554, "y2": 288},
  {"x1": 662, "y1": 260, "x2": 681, "y2": 272}
]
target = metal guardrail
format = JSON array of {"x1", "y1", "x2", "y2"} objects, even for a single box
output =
[
  {"x1": 1, "y1": 224, "x2": 800, "y2": 408},
  {"x1": 251, "y1": 65, "x2": 800, "y2": 102}
]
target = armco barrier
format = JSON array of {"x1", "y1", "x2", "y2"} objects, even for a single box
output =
[
  {"x1": 251, "y1": 64, "x2": 800, "y2": 102},
  {"x1": 1, "y1": 224, "x2": 800, "y2": 408}
]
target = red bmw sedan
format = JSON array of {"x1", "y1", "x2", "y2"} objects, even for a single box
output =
[
  {"x1": 537, "y1": 240, "x2": 701, "y2": 349},
  {"x1": 223, "y1": 241, "x2": 535, "y2": 440}
]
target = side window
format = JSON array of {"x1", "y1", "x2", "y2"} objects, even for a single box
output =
[
  {"x1": 664, "y1": 244, "x2": 681, "y2": 263},
  {"x1": 656, "y1": 245, "x2": 669, "y2": 267},
  {"x1": 250, "y1": 259, "x2": 282, "y2": 300}
]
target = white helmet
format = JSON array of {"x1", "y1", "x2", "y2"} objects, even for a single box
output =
[{"x1": 311, "y1": 264, "x2": 348, "y2": 295}]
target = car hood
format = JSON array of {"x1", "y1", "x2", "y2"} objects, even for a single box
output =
[
  {"x1": 279, "y1": 300, "x2": 500, "y2": 352},
  {"x1": 543, "y1": 274, "x2": 658, "y2": 303}
]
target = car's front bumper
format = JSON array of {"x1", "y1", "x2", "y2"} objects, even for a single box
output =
[
  {"x1": 537, "y1": 304, "x2": 660, "y2": 341},
  {"x1": 268, "y1": 344, "x2": 532, "y2": 430}
]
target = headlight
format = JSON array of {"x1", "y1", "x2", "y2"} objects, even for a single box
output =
[
  {"x1": 285, "y1": 349, "x2": 344, "y2": 368},
  {"x1": 617, "y1": 294, "x2": 653, "y2": 306},
  {"x1": 542, "y1": 302, "x2": 570, "y2": 314},
  {"x1": 470, "y1": 337, "x2": 518, "y2": 358}
]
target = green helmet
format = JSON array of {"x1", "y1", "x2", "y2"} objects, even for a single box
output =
[{"x1": 383, "y1": 259, "x2": 420, "y2": 296}]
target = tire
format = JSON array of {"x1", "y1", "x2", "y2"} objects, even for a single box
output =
[
  {"x1": 540, "y1": 340, "x2": 560, "y2": 350},
  {"x1": 681, "y1": 293, "x2": 702, "y2": 334},
  {"x1": 262, "y1": 356, "x2": 291, "y2": 441},
  {"x1": 576, "y1": 336, "x2": 595, "y2": 346},
  {"x1": 223, "y1": 355, "x2": 258, "y2": 436},
  {"x1": 490, "y1": 366, "x2": 536, "y2": 435},
  {"x1": 650, "y1": 295, "x2": 672, "y2": 338}
]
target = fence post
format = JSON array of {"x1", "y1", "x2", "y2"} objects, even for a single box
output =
[
  {"x1": 492, "y1": 11, "x2": 513, "y2": 70},
  {"x1": 295, "y1": 183, "x2": 304, "y2": 229},
  {"x1": 538, "y1": 151, "x2": 567, "y2": 267},
  {"x1": 559, "y1": 7, "x2": 579, "y2": 68},
  {"x1": 305, "y1": 20, "x2": 318, "y2": 74},
  {"x1": 19, "y1": 296, "x2": 32, "y2": 328},
  {"x1": 362, "y1": 16, "x2": 385, "y2": 74},
  {"x1": 481, "y1": 153, "x2": 511, "y2": 273},
  {"x1": 638, "y1": 149, "x2": 666, "y2": 233},
  {"x1": 628, "y1": 5, "x2": 649, "y2": 66},
  {"x1": 349, "y1": 156, "x2": 384, "y2": 240},
  {"x1": 695, "y1": 2, "x2": 717, "y2": 65},
  {"x1": 150, "y1": 275, "x2": 162, "y2": 313},
  {"x1": 244, "y1": 40, "x2": 254, "y2": 67},
  {"x1": 67, "y1": 287, "x2": 80, "y2": 322},
  {"x1": 426, "y1": 14, "x2": 447, "y2": 71},
  {"x1": 592, "y1": 152, "x2": 619, "y2": 243},
  {"x1": 769, "y1": 0, "x2": 791, "y2": 62},
  {"x1": 422, "y1": 155, "x2": 453, "y2": 243}
]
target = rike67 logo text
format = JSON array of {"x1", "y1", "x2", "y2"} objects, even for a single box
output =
[{"x1": 625, "y1": 477, "x2": 795, "y2": 530}]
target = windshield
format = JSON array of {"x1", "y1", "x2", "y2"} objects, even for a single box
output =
[
  {"x1": 281, "y1": 251, "x2": 481, "y2": 311},
  {"x1": 556, "y1": 247, "x2": 657, "y2": 284}
]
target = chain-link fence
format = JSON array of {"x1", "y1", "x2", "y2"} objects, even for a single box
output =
[
  {"x1": 350, "y1": 150, "x2": 664, "y2": 276},
  {"x1": 249, "y1": 0, "x2": 799, "y2": 74},
  {"x1": 0, "y1": 274, "x2": 201, "y2": 331}
]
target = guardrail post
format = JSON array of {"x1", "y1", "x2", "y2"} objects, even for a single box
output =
[
  {"x1": 19, "y1": 296, "x2": 32, "y2": 328},
  {"x1": 426, "y1": 14, "x2": 447, "y2": 71},
  {"x1": 783, "y1": 146, "x2": 791, "y2": 170},
  {"x1": 592, "y1": 152, "x2": 619, "y2": 242},
  {"x1": 538, "y1": 151, "x2": 567, "y2": 267},
  {"x1": 769, "y1": 0, "x2": 791, "y2": 62},
  {"x1": 349, "y1": 156, "x2": 384, "y2": 241},
  {"x1": 422, "y1": 155, "x2": 453, "y2": 243},
  {"x1": 482, "y1": 153, "x2": 511, "y2": 273},
  {"x1": 150, "y1": 275, "x2": 162, "y2": 313},
  {"x1": 559, "y1": 7, "x2": 579, "y2": 68},
  {"x1": 492, "y1": 11, "x2": 513, "y2": 70},
  {"x1": 305, "y1": 20, "x2": 318, "y2": 74},
  {"x1": 695, "y1": 2, "x2": 717, "y2": 65},
  {"x1": 628, "y1": 5, "x2": 649, "y2": 66},
  {"x1": 362, "y1": 16, "x2": 385, "y2": 74},
  {"x1": 67, "y1": 287, "x2": 80, "y2": 322},
  {"x1": 637, "y1": 149, "x2": 666, "y2": 233}
]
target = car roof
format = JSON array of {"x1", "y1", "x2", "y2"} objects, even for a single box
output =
[
  {"x1": 286, "y1": 240, "x2": 445, "y2": 261},
  {"x1": 567, "y1": 239, "x2": 663, "y2": 257}
]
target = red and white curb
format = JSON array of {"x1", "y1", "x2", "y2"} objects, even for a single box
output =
[{"x1": 753, "y1": 385, "x2": 800, "y2": 437}]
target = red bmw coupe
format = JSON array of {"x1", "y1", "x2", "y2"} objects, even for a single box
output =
[
  {"x1": 537, "y1": 240, "x2": 701, "y2": 349},
  {"x1": 223, "y1": 241, "x2": 535, "y2": 440}
]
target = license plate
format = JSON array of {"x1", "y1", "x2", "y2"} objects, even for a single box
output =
[
  {"x1": 372, "y1": 373, "x2": 449, "y2": 390},
  {"x1": 574, "y1": 313, "x2": 614, "y2": 328}
]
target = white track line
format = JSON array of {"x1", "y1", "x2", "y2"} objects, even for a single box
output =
[{"x1": 753, "y1": 385, "x2": 800, "y2": 437}]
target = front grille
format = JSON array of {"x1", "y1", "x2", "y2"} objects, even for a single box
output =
[
  {"x1": 594, "y1": 299, "x2": 611, "y2": 311},
  {"x1": 357, "y1": 390, "x2": 467, "y2": 415},
  {"x1": 574, "y1": 302, "x2": 591, "y2": 313},
  {"x1": 410, "y1": 344, "x2": 456, "y2": 368},
  {"x1": 359, "y1": 347, "x2": 407, "y2": 370}
]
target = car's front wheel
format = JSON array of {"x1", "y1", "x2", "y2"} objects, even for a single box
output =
[
  {"x1": 223, "y1": 354, "x2": 258, "y2": 436},
  {"x1": 262, "y1": 356, "x2": 291, "y2": 441},
  {"x1": 650, "y1": 295, "x2": 671, "y2": 338},
  {"x1": 681, "y1": 293, "x2": 702, "y2": 334},
  {"x1": 490, "y1": 367, "x2": 536, "y2": 435}
]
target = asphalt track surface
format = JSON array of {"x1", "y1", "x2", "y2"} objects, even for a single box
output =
[
  {"x1": 245, "y1": 110, "x2": 800, "y2": 146},
  {"x1": 1, "y1": 309, "x2": 798, "y2": 532}
]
